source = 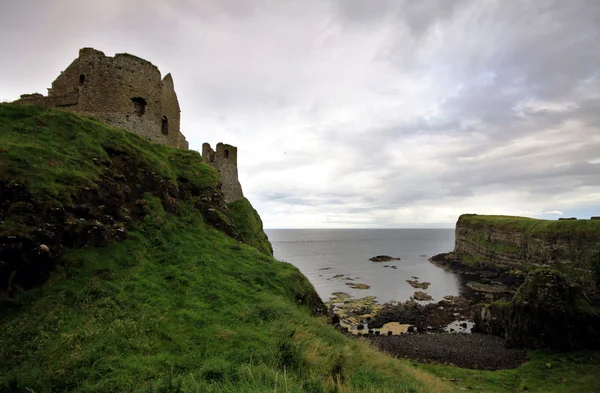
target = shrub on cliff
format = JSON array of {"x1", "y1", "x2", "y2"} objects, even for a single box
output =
[{"x1": 475, "y1": 267, "x2": 600, "y2": 350}]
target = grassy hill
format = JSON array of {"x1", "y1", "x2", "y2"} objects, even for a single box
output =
[
  {"x1": 1, "y1": 104, "x2": 599, "y2": 393},
  {"x1": 0, "y1": 104, "x2": 449, "y2": 393}
]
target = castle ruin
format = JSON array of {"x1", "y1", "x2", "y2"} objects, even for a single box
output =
[
  {"x1": 14, "y1": 48, "x2": 245, "y2": 204},
  {"x1": 202, "y1": 143, "x2": 244, "y2": 204},
  {"x1": 15, "y1": 48, "x2": 188, "y2": 149}
]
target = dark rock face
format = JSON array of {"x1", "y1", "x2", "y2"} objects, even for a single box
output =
[
  {"x1": 369, "y1": 255, "x2": 401, "y2": 262},
  {"x1": 475, "y1": 268, "x2": 600, "y2": 350},
  {"x1": 0, "y1": 150, "x2": 235, "y2": 294}
]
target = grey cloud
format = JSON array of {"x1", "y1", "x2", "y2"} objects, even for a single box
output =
[{"x1": 2, "y1": 0, "x2": 599, "y2": 227}]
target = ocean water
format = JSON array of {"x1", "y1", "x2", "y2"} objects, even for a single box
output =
[{"x1": 266, "y1": 228, "x2": 471, "y2": 304}]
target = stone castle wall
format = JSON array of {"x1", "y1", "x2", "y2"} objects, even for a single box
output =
[
  {"x1": 14, "y1": 48, "x2": 249, "y2": 205},
  {"x1": 15, "y1": 48, "x2": 187, "y2": 149},
  {"x1": 202, "y1": 143, "x2": 244, "y2": 204}
]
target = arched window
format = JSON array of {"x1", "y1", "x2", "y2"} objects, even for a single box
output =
[
  {"x1": 131, "y1": 97, "x2": 147, "y2": 115},
  {"x1": 161, "y1": 116, "x2": 169, "y2": 135},
  {"x1": 224, "y1": 149, "x2": 229, "y2": 158}
]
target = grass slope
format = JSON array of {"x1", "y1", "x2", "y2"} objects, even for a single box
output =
[
  {"x1": 0, "y1": 200, "x2": 449, "y2": 393},
  {"x1": 424, "y1": 350, "x2": 600, "y2": 393},
  {"x1": 228, "y1": 198, "x2": 273, "y2": 256},
  {"x1": 1, "y1": 104, "x2": 599, "y2": 393},
  {"x1": 0, "y1": 104, "x2": 450, "y2": 393},
  {"x1": 0, "y1": 104, "x2": 219, "y2": 209}
]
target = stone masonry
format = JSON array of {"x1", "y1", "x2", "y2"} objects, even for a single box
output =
[
  {"x1": 202, "y1": 143, "x2": 244, "y2": 203},
  {"x1": 14, "y1": 47, "x2": 247, "y2": 204},
  {"x1": 14, "y1": 48, "x2": 188, "y2": 149}
]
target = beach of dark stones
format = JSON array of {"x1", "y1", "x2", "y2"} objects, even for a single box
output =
[{"x1": 370, "y1": 333, "x2": 528, "y2": 370}]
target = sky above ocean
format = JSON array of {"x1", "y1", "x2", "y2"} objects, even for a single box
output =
[{"x1": 2, "y1": 0, "x2": 599, "y2": 228}]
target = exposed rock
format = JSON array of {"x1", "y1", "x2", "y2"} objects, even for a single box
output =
[
  {"x1": 412, "y1": 291, "x2": 433, "y2": 301},
  {"x1": 466, "y1": 281, "x2": 511, "y2": 293},
  {"x1": 369, "y1": 255, "x2": 401, "y2": 262},
  {"x1": 429, "y1": 252, "x2": 524, "y2": 289},
  {"x1": 406, "y1": 279, "x2": 431, "y2": 289},
  {"x1": 345, "y1": 282, "x2": 370, "y2": 290},
  {"x1": 449, "y1": 214, "x2": 600, "y2": 290},
  {"x1": 475, "y1": 268, "x2": 600, "y2": 350}
]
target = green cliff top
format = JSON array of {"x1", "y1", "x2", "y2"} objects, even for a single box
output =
[{"x1": 457, "y1": 214, "x2": 600, "y2": 237}]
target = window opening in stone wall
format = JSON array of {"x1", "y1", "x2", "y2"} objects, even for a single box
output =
[
  {"x1": 79, "y1": 74, "x2": 85, "y2": 85},
  {"x1": 131, "y1": 97, "x2": 147, "y2": 115},
  {"x1": 224, "y1": 149, "x2": 230, "y2": 158},
  {"x1": 161, "y1": 116, "x2": 169, "y2": 135}
]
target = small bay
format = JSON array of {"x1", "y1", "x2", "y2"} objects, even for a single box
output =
[{"x1": 266, "y1": 228, "x2": 473, "y2": 303}]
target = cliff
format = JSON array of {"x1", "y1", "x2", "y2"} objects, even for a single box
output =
[
  {"x1": 475, "y1": 268, "x2": 600, "y2": 350},
  {"x1": 0, "y1": 104, "x2": 447, "y2": 393},
  {"x1": 452, "y1": 214, "x2": 600, "y2": 288}
]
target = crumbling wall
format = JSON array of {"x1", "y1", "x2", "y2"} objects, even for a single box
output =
[
  {"x1": 160, "y1": 73, "x2": 185, "y2": 149},
  {"x1": 76, "y1": 48, "x2": 166, "y2": 144},
  {"x1": 202, "y1": 143, "x2": 244, "y2": 204}
]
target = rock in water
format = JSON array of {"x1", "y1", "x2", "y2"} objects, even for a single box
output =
[
  {"x1": 369, "y1": 255, "x2": 401, "y2": 262},
  {"x1": 475, "y1": 268, "x2": 600, "y2": 350},
  {"x1": 412, "y1": 291, "x2": 433, "y2": 301},
  {"x1": 406, "y1": 280, "x2": 431, "y2": 289}
]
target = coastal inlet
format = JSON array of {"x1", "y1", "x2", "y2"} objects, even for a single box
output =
[{"x1": 266, "y1": 228, "x2": 487, "y2": 303}]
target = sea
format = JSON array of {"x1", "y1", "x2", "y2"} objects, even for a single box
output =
[{"x1": 265, "y1": 228, "x2": 478, "y2": 304}]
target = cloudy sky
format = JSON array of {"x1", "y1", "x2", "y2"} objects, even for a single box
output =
[{"x1": 2, "y1": 0, "x2": 599, "y2": 228}]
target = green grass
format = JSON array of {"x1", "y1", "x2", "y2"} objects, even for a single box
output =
[
  {"x1": 2, "y1": 104, "x2": 600, "y2": 392},
  {"x1": 458, "y1": 214, "x2": 600, "y2": 237},
  {"x1": 0, "y1": 104, "x2": 450, "y2": 393},
  {"x1": 423, "y1": 350, "x2": 600, "y2": 393},
  {"x1": 0, "y1": 201, "x2": 450, "y2": 393},
  {"x1": 228, "y1": 198, "x2": 273, "y2": 256},
  {"x1": 0, "y1": 103, "x2": 219, "y2": 207}
]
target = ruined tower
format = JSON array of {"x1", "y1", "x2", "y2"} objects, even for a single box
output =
[
  {"x1": 202, "y1": 143, "x2": 244, "y2": 204},
  {"x1": 15, "y1": 48, "x2": 188, "y2": 149}
]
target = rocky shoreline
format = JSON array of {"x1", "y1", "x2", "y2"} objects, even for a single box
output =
[
  {"x1": 325, "y1": 252, "x2": 531, "y2": 370},
  {"x1": 328, "y1": 292, "x2": 530, "y2": 369},
  {"x1": 326, "y1": 248, "x2": 600, "y2": 370}
]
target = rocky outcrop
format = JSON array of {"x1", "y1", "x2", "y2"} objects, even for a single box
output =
[
  {"x1": 451, "y1": 214, "x2": 600, "y2": 289},
  {"x1": 475, "y1": 268, "x2": 600, "y2": 350},
  {"x1": 369, "y1": 255, "x2": 401, "y2": 262}
]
